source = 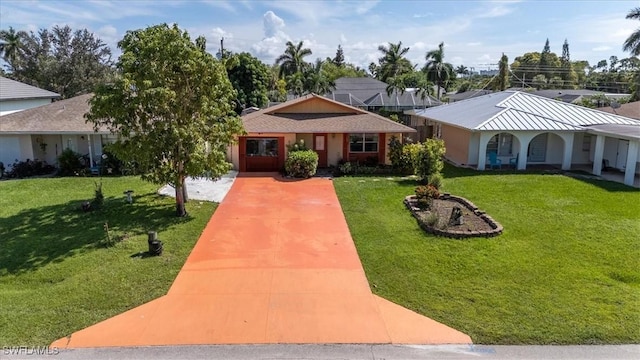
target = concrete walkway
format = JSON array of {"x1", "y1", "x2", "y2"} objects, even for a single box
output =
[{"x1": 52, "y1": 173, "x2": 470, "y2": 348}]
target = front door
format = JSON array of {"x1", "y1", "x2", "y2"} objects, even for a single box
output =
[
  {"x1": 314, "y1": 134, "x2": 328, "y2": 168},
  {"x1": 616, "y1": 140, "x2": 629, "y2": 170}
]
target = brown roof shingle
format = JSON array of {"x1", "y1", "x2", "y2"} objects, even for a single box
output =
[
  {"x1": 243, "y1": 94, "x2": 416, "y2": 133},
  {"x1": 0, "y1": 94, "x2": 109, "y2": 134}
]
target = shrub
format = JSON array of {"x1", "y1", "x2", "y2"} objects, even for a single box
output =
[
  {"x1": 57, "y1": 148, "x2": 84, "y2": 176},
  {"x1": 285, "y1": 149, "x2": 318, "y2": 178},
  {"x1": 427, "y1": 172, "x2": 444, "y2": 189},
  {"x1": 338, "y1": 161, "x2": 353, "y2": 175},
  {"x1": 415, "y1": 185, "x2": 440, "y2": 200},
  {"x1": 99, "y1": 147, "x2": 124, "y2": 175},
  {"x1": 402, "y1": 143, "x2": 422, "y2": 174},
  {"x1": 415, "y1": 138, "x2": 445, "y2": 182},
  {"x1": 425, "y1": 212, "x2": 439, "y2": 227},
  {"x1": 5, "y1": 159, "x2": 55, "y2": 178},
  {"x1": 415, "y1": 185, "x2": 440, "y2": 210}
]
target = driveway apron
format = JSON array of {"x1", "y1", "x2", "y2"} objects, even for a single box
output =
[{"x1": 52, "y1": 174, "x2": 471, "y2": 348}]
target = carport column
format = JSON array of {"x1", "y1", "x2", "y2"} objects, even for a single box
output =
[
  {"x1": 592, "y1": 134, "x2": 605, "y2": 176},
  {"x1": 477, "y1": 132, "x2": 493, "y2": 170},
  {"x1": 87, "y1": 134, "x2": 93, "y2": 167},
  {"x1": 560, "y1": 133, "x2": 574, "y2": 170},
  {"x1": 624, "y1": 140, "x2": 638, "y2": 186},
  {"x1": 516, "y1": 132, "x2": 538, "y2": 171}
]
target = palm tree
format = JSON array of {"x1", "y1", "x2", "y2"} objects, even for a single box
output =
[
  {"x1": 376, "y1": 41, "x2": 413, "y2": 83},
  {"x1": 423, "y1": 42, "x2": 454, "y2": 100},
  {"x1": 275, "y1": 41, "x2": 312, "y2": 78},
  {"x1": 623, "y1": 7, "x2": 640, "y2": 56},
  {"x1": 0, "y1": 26, "x2": 27, "y2": 67},
  {"x1": 303, "y1": 59, "x2": 335, "y2": 95},
  {"x1": 455, "y1": 65, "x2": 468, "y2": 78}
]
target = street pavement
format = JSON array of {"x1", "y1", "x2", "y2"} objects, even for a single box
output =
[{"x1": 2, "y1": 344, "x2": 639, "y2": 360}]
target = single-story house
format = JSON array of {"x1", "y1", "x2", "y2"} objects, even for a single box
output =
[
  {"x1": 600, "y1": 101, "x2": 640, "y2": 120},
  {"x1": 410, "y1": 90, "x2": 640, "y2": 186},
  {"x1": 446, "y1": 89, "x2": 493, "y2": 103},
  {"x1": 0, "y1": 94, "x2": 110, "y2": 169},
  {"x1": 231, "y1": 94, "x2": 416, "y2": 172},
  {"x1": 0, "y1": 76, "x2": 60, "y2": 116},
  {"x1": 528, "y1": 89, "x2": 630, "y2": 105}
]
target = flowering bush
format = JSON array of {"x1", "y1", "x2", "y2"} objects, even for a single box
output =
[{"x1": 285, "y1": 149, "x2": 318, "y2": 178}]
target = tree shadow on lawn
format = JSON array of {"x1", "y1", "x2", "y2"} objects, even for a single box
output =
[{"x1": 0, "y1": 192, "x2": 195, "y2": 275}]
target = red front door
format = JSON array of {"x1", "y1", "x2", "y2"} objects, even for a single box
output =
[{"x1": 314, "y1": 134, "x2": 328, "y2": 168}]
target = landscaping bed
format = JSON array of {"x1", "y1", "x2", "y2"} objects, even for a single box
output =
[{"x1": 404, "y1": 194, "x2": 503, "y2": 238}]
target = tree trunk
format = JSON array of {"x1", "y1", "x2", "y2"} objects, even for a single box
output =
[
  {"x1": 175, "y1": 175, "x2": 187, "y2": 217},
  {"x1": 182, "y1": 178, "x2": 188, "y2": 203}
]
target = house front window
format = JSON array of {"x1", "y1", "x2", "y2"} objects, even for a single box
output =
[
  {"x1": 246, "y1": 138, "x2": 278, "y2": 157},
  {"x1": 487, "y1": 133, "x2": 513, "y2": 156},
  {"x1": 349, "y1": 133, "x2": 378, "y2": 152}
]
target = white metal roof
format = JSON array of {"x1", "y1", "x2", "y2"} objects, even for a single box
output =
[
  {"x1": 0, "y1": 76, "x2": 60, "y2": 101},
  {"x1": 415, "y1": 91, "x2": 640, "y2": 132}
]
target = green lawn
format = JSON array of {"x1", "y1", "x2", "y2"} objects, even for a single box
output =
[
  {"x1": 0, "y1": 177, "x2": 216, "y2": 346},
  {"x1": 334, "y1": 166, "x2": 640, "y2": 344}
]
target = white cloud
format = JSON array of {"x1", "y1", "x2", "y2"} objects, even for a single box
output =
[
  {"x1": 263, "y1": 10, "x2": 286, "y2": 38},
  {"x1": 211, "y1": 27, "x2": 232, "y2": 39},
  {"x1": 466, "y1": 42, "x2": 482, "y2": 46},
  {"x1": 592, "y1": 46, "x2": 612, "y2": 52},
  {"x1": 340, "y1": 34, "x2": 347, "y2": 43},
  {"x1": 251, "y1": 11, "x2": 290, "y2": 63}
]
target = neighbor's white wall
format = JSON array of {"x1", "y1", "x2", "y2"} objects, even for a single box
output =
[
  {"x1": 571, "y1": 132, "x2": 592, "y2": 165},
  {"x1": 603, "y1": 137, "x2": 619, "y2": 168},
  {"x1": 546, "y1": 133, "x2": 564, "y2": 165},
  {"x1": 0, "y1": 98, "x2": 52, "y2": 116},
  {"x1": 0, "y1": 135, "x2": 34, "y2": 168}
]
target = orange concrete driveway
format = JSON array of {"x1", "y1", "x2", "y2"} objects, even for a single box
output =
[{"x1": 52, "y1": 174, "x2": 471, "y2": 348}]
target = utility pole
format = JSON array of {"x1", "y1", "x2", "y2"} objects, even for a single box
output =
[{"x1": 220, "y1": 37, "x2": 224, "y2": 59}]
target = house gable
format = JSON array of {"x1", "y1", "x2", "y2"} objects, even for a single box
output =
[{"x1": 266, "y1": 95, "x2": 365, "y2": 115}]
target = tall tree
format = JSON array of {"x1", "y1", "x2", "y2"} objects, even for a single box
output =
[
  {"x1": 5, "y1": 25, "x2": 113, "y2": 98},
  {"x1": 455, "y1": 65, "x2": 469, "y2": 77},
  {"x1": 86, "y1": 24, "x2": 244, "y2": 217},
  {"x1": 424, "y1": 42, "x2": 454, "y2": 100},
  {"x1": 303, "y1": 58, "x2": 335, "y2": 94},
  {"x1": 560, "y1": 39, "x2": 577, "y2": 88},
  {"x1": 539, "y1": 38, "x2": 553, "y2": 79},
  {"x1": 332, "y1": 44, "x2": 345, "y2": 67},
  {"x1": 0, "y1": 26, "x2": 27, "y2": 66},
  {"x1": 623, "y1": 7, "x2": 640, "y2": 56},
  {"x1": 227, "y1": 52, "x2": 271, "y2": 113},
  {"x1": 493, "y1": 53, "x2": 510, "y2": 91},
  {"x1": 376, "y1": 41, "x2": 413, "y2": 83},
  {"x1": 275, "y1": 40, "x2": 312, "y2": 78}
]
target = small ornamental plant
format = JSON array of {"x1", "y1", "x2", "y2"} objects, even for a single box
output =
[{"x1": 415, "y1": 184, "x2": 440, "y2": 209}]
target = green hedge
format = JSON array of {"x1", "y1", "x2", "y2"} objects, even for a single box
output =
[{"x1": 285, "y1": 150, "x2": 318, "y2": 178}]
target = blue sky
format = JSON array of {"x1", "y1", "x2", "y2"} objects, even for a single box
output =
[{"x1": 0, "y1": 0, "x2": 637, "y2": 71}]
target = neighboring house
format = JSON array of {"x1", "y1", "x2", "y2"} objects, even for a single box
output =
[
  {"x1": 0, "y1": 76, "x2": 60, "y2": 116},
  {"x1": 411, "y1": 91, "x2": 640, "y2": 186},
  {"x1": 445, "y1": 89, "x2": 493, "y2": 103},
  {"x1": 0, "y1": 94, "x2": 110, "y2": 169},
  {"x1": 230, "y1": 94, "x2": 416, "y2": 172},
  {"x1": 326, "y1": 77, "x2": 441, "y2": 112},
  {"x1": 600, "y1": 101, "x2": 640, "y2": 120},
  {"x1": 529, "y1": 89, "x2": 630, "y2": 105}
]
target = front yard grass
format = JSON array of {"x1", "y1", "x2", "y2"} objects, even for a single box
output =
[
  {"x1": 334, "y1": 166, "x2": 640, "y2": 344},
  {"x1": 0, "y1": 177, "x2": 215, "y2": 346}
]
